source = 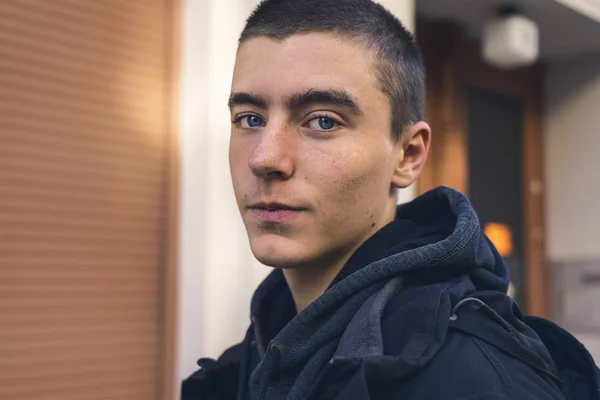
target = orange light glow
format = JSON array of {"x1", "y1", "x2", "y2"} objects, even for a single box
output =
[{"x1": 484, "y1": 222, "x2": 514, "y2": 257}]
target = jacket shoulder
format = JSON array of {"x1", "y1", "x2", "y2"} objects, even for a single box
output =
[
  {"x1": 329, "y1": 330, "x2": 514, "y2": 400},
  {"x1": 389, "y1": 328, "x2": 564, "y2": 399},
  {"x1": 374, "y1": 329, "x2": 513, "y2": 399},
  {"x1": 181, "y1": 343, "x2": 244, "y2": 400},
  {"x1": 329, "y1": 328, "x2": 562, "y2": 400},
  {"x1": 373, "y1": 293, "x2": 568, "y2": 400}
]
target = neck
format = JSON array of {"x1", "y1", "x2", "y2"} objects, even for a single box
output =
[{"x1": 282, "y1": 252, "x2": 352, "y2": 312}]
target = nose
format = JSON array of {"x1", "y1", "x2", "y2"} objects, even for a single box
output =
[{"x1": 248, "y1": 123, "x2": 295, "y2": 180}]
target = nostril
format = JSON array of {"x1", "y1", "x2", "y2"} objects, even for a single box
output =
[{"x1": 266, "y1": 170, "x2": 285, "y2": 178}]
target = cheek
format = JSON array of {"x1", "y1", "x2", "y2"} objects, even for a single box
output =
[
  {"x1": 229, "y1": 141, "x2": 252, "y2": 205},
  {"x1": 229, "y1": 138, "x2": 251, "y2": 177},
  {"x1": 307, "y1": 145, "x2": 391, "y2": 224}
]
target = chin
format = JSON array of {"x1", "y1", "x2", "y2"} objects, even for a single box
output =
[{"x1": 249, "y1": 234, "x2": 314, "y2": 269}]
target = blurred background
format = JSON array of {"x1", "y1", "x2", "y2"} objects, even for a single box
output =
[{"x1": 0, "y1": 0, "x2": 599, "y2": 399}]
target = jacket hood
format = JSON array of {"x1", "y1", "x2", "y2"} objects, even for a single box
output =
[{"x1": 246, "y1": 187, "x2": 512, "y2": 398}]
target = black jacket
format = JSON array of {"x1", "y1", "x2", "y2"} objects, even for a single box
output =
[{"x1": 182, "y1": 187, "x2": 600, "y2": 400}]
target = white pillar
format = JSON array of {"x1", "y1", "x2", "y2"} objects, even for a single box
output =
[
  {"x1": 175, "y1": 0, "x2": 417, "y2": 392},
  {"x1": 176, "y1": 0, "x2": 266, "y2": 387}
]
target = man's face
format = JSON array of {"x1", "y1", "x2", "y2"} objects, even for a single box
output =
[{"x1": 229, "y1": 33, "x2": 403, "y2": 269}]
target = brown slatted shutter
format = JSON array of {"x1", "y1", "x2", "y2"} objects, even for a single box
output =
[{"x1": 0, "y1": 1, "x2": 175, "y2": 399}]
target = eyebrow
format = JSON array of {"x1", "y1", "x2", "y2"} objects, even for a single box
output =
[
  {"x1": 287, "y1": 89, "x2": 363, "y2": 115},
  {"x1": 228, "y1": 88, "x2": 363, "y2": 115},
  {"x1": 228, "y1": 92, "x2": 268, "y2": 110}
]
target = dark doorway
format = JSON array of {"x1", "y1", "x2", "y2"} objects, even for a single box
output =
[{"x1": 467, "y1": 87, "x2": 524, "y2": 305}]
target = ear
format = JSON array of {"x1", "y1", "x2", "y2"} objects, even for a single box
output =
[{"x1": 391, "y1": 121, "x2": 431, "y2": 189}]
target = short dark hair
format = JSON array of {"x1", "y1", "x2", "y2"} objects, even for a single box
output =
[{"x1": 240, "y1": 0, "x2": 425, "y2": 142}]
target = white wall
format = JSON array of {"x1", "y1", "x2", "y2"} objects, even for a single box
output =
[
  {"x1": 545, "y1": 53, "x2": 600, "y2": 361},
  {"x1": 545, "y1": 55, "x2": 600, "y2": 261},
  {"x1": 175, "y1": 0, "x2": 417, "y2": 391}
]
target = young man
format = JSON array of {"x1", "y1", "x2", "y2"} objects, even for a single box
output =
[{"x1": 183, "y1": 0, "x2": 599, "y2": 399}]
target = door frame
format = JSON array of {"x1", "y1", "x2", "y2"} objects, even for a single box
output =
[{"x1": 416, "y1": 18, "x2": 548, "y2": 317}]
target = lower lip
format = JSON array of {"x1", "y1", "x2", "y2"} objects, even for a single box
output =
[{"x1": 250, "y1": 208, "x2": 304, "y2": 223}]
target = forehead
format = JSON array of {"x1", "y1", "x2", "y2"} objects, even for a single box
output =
[{"x1": 232, "y1": 33, "x2": 381, "y2": 104}]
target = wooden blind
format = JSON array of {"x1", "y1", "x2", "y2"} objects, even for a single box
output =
[{"x1": 0, "y1": 1, "x2": 175, "y2": 399}]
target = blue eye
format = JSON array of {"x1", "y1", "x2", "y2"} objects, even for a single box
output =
[
  {"x1": 236, "y1": 115, "x2": 264, "y2": 128},
  {"x1": 246, "y1": 116, "x2": 263, "y2": 127},
  {"x1": 318, "y1": 117, "x2": 336, "y2": 130},
  {"x1": 308, "y1": 116, "x2": 340, "y2": 131}
]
